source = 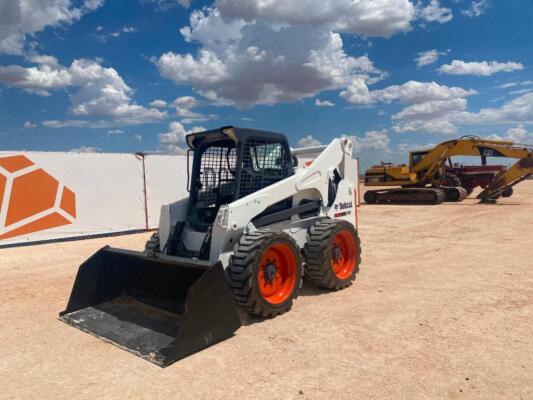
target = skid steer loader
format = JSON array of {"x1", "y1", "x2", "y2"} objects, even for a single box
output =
[{"x1": 60, "y1": 127, "x2": 361, "y2": 367}]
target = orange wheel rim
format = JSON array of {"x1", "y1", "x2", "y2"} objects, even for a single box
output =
[
  {"x1": 257, "y1": 243, "x2": 297, "y2": 305},
  {"x1": 331, "y1": 230, "x2": 357, "y2": 280}
]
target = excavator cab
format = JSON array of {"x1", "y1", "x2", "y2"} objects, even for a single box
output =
[{"x1": 409, "y1": 150, "x2": 429, "y2": 169}]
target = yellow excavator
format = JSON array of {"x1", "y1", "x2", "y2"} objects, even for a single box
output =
[{"x1": 364, "y1": 136, "x2": 533, "y2": 204}]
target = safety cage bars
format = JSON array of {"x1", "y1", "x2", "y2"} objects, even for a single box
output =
[
  {"x1": 194, "y1": 143, "x2": 237, "y2": 225},
  {"x1": 239, "y1": 138, "x2": 291, "y2": 198},
  {"x1": 188, "y1": 137, "x2": 292, "y2": 227}
]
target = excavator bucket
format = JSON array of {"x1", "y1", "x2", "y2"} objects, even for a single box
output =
[{"x1": 59, "y1": 247, "x2": 241, "y2": 367}]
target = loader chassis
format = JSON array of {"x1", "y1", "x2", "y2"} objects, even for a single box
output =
[{"x1": 60, "y1": 126, "x2": 361, "y2": 366}]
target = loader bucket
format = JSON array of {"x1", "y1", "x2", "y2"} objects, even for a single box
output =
[{"x1": 59, "y1": 247, "x2": 241, "y2": 367}]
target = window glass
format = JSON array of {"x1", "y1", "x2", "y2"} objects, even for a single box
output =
[
  {"x1": 249, "y1": 143, "x2": 283, "y2": 171},
  {"x1": 411, "y1": 151, "x2": 428, "y2": 167}
]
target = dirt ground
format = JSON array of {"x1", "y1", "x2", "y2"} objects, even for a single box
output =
[{"x1": 1, "y1": 183, "x2": 532, "y2": 400}]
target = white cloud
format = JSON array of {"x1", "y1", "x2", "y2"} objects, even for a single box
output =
[
  {"x1": 339, "y1": 77, "x2": 375, "y2": 105},
  {"x1": 342, "y1": 80, "x2": 475, "y2": 106},
  {"x1": 108, "y1": 129, "x2": 124, "y2": 134},
  {"x1": 69, "y1": 145, "x2": 101, "y2": 153},
  {"x1": 109, "y1": 26, "x2": 137, "y2": 38},
  {"x1": 144, "y1": 0, "x2": 192, "y2": 10},
  {"x1": 342, "y1": 80, "x2": 477, "y2": 134},
  {"x1": 0, "y1": 0, "x2": 104, "y2": 54},
  {"x1": 392, "y1": 99, "x2": 468, "y2": 134},
  {"x1": 23, "y1": 121, "x2": 36, "y2": 128},
  {"x1": 418, "y1": 0, "x2": 453, "y2": 24},
  {"x1": 68, "y1": 60, "x2": 166, "y2": 125},
  {"x1": 26, "y1": 54, "x2": 59, "y2": 67},
  {"x1": 485, "y1": 125, "x2": 533, "y2": 144},
  {"x1": 496, "y1": 81, "x2": 533, "y2": 90},
  {"x1": 385, "y1": 83, "x2": 474, "y2": 134},
  {"x1": 43, "y1": 119, "x2": 111, "y2": 128},
  {"x1": 376, "y1": 81, "x2": 474, "y2": 104},
  {"x1": 156, "y1": 1, "x2": 457, "y2": 109},
  {"x1": 398, "y1": 142, "x2": 412, "y2": 152},
  {"x1": 158, "y1": 49, "x2": 230, "y2": 85},
  {"x1": 438, "y1": 60, "x2": 524, "y2": 76},
  {"x1": 348, "y1": 129, "x2": 395, "y2": 169},
  {"x1": 350, "y1": 129, "x2": 390, "y2": 153},
  {"x1": 150, "y1": 99, "x2": 168, "y2": 108},
  {"x1": 157, "y1": 122, "x2": 205, "y2": 154},
  {"x1": 172, "y1": 95, "x2": 199, "y2": 110},
  {"x1": 415, "y1": 49, "x2": 446, "y2": 67},
  {"x1": 95, "y1": 25, "x2": 138, "y2": 42},
  {"x1": 376, "y1": 91, "x2": 533, "y2": 133},
  {"x1": 215, "y1": 0, "x2": 417, "y2": 37},
  {"x1": 297, "y1": 135, "x2": 323, "y2": 148},
  {"x1": 497, "y1": 82, "x2": 519, "y2": 89},
  {"x1": 147, "y1": 95, "x2": 216, "y2": 123},
  {"x1": 509, "y1": 88, "x2": 533, "y2": 96},
  {"x1": 157, "y1": 7, "x2": 386, "y2": 107},
  {"x1": 315, "y1": 99, "x2": 335, "y2": 107},
  {"x1": 83, "y1": 0, "x2": 104, "y2": 10},
  {"x1": 460, "y1": 93, "x2": 533, "y2": 125},
  {"x1": 133, "y1": 134, "x2": 142, "y2": 141},
  {"x1": 171, "y1": 95, "x2": 216, "y2": 123},
  {"x1": 462, "y1": 0, "x2": 489, "y2": 18},
  {"x1": 0, "y1": 57, "x2": 166, "y2": 126},
  {"x1": 0, "y1": 63, "x2": 73, "y2": 91}
]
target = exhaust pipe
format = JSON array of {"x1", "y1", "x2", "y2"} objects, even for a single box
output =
[{"x1": 59, "y1": 247, "x2": 241, "y2": 367}]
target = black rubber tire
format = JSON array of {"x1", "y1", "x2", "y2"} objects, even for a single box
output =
[
  {"x1": 228, "y1": 230, "x2": 302, "y2": 318},
  {"x1": 144, "y1": 232, "x2": 161, "y2": 255},
  {"x1": 364, "y1": 190, "x2": 377, "y2": 204},
  {"x1": 303, "y1": 219, "x2": 361, "y2": 290},
  {"x1": 501, "y1": 187, "x2": 513, "y2": 197}
]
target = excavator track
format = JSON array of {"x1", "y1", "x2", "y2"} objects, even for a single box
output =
[
  {"x1": 364, "y1": 188, "x2": 445, "y2": 205},
  {"x1": 439, "y1": 186, "x2": 469, "y2": 202}
]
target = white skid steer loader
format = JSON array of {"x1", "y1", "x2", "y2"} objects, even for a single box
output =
[{"x1": 60, "y1": 126, "x2": 361, "y2": 367}]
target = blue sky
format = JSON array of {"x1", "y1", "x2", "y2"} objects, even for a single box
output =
[{"x1": 0, "y1": 0, "x2": 532, "y2": 169}]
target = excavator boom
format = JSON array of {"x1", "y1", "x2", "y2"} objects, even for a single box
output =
[{"x1": 364, "y1": 136, "x2": 533, "y2": 204}]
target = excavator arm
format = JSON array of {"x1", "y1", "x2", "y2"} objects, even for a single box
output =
[
  {"x1": 477, "y1": 156, "x2": 533, "y2": 201},
  {"x1": 412, "y1": 137, "x2": 533, "y2": 201}
]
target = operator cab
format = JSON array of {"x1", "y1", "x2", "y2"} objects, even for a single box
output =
[
  {"x1": 185, "y1": 126, "x2": 294, "y2": 232},
  {"x1": 409, "y1": 150, "x2": 429, "y2": 169}
]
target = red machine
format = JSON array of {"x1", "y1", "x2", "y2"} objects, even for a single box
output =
[{"x1": 445, "y1": 163, "x2": 513, "y2": 197}]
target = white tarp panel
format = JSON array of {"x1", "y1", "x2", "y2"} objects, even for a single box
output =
[
  {"x1": 0, "y1": 151, "x2": 146, "y2": 246},
  {"x1": 0, "y1": 149, "x2": 360, "y2": 247},
  {"x1": 144, "y1": 155, "x2": 190, "y2": 228}
]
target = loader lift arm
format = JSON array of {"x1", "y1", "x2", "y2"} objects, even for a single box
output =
[{"x1": 209, "y1": 136, "x2": 355, "y2": 263}]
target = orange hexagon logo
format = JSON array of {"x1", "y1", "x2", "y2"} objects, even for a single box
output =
[{"x1": 0, "y1": 155, "x2": 76, "y2": 240}]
